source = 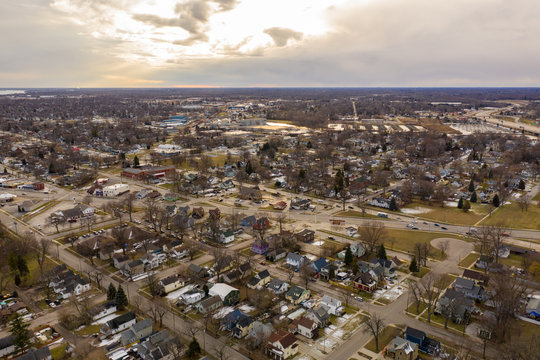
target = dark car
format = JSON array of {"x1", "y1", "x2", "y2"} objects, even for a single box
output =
[{"x1": 441, "y1": 226, "x2": 448, "y2": 230}]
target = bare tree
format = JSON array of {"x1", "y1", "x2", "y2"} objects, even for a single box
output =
[
  {"x1": 408, "y1": 279, "x2": 424, "y2": 314},
  {"x1": 489, "y1": 271, "x2": 529, "y2": 342},
  {"x1": 286, "y1": 265, "x2": 296, "y2": 286},
  {"x1": 148, "y1": 299, "x2": 168, "y2": 328},
  {"x1": 420, "y1": 273, "x2": 444, "y2": 323},
  {"x1": 36, "y1": 238, "x2": 51, "y2": 278},
  {"x1": 123, "y1": 192, "x2": 136, "y2": 222},
  {"x1": 146, "y1": 272, "x2": 160, "y2": 298},
  {"x1": 414, "y1": 242, "x2": 430, "y2": 267},
  {"x1": 213, "y1": 341, "x2": 232, "y2": 360},
  {"x1": 439, "y1": 239, "x2": 450, "y2": 257},
  {"x1": 358, "y1": 221, "x2": 387, "y2": 255},
  {"x1": 363, "y1": 313, "x2": 386, "y2": 352},
  {"x1": 517, "y1": 195, "x2": 531, "y2": 212},
  {"x1": 299, "y1": 263, "x2": 314, "y2": 290},
  {"x1": 276, "y1": 212, "x2": 287, "y2": 234}
]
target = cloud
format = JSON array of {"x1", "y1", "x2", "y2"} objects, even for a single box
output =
[{"x1": 264, "y1": 27, "x2": 303, "y2": 47}]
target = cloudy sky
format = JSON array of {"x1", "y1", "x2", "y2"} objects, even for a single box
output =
[{"x1": 1, "y1": 0, "x2": 540, "y2": 87}]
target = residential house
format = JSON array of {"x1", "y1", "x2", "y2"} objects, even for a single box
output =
[
  {"x1": 296, "y1": 229, "x2": 315, "y2": 243},
  {"x1": 196, "y1": 295, "x2": 222, "y2": 314},
  {"x1": 305, "y1": 306, "x2": 330, "y2": 327},
  {"x1": 192, "y1": 207, "x2": 204, "y2": 219},
  {"x1": 113, "y1": 254, "x2": 130, "y2": 270},
  {"x1": 265, "y1": 330, "x2": 299, "y2": 360},
  {"x1": 320, "y1": 295, "x2": 343, "y2": 316},
  {"x1": 101, "y1": 312, "x2": 137, "y2": 336},
  {"x1": 221, "y1": 309, "x2": 248, "y2": 331},
  {"x1": 253, "y1": 217, "x2": 270, "y2": 231},
  {"x1": 404, "y1": 327, "x2": 441, "y2": 355},
  {"x1": 368, "y1": 198, "x2": 390, "y2": 208},
  {"x1": 350, "y1": 242, "x2": 366, "y2": 257},
  {"x1": 232, "y1": 313, "x2": 254, "y2": 338},
  {"x1": 0, "y1": 336, "x2": 15, "y2": 357},
  {"x1": 188, "y1": 263, "x2": 209, "y2": 279},
  {"x1": 251, "y1": 238, "x2": 270, "y2": 255},
  {"x1": 285, "y1": 285, "x2": 310, "y2": 305},
  {"x1": 353, "y1": 272, "x2": 377, "y2": 293},
  {"x1": 311, "y1": 258, "x2": 329, "y2": 274},
  {"x1": 121, "y1": 318, "x2": 153, "y2": 347},
  {"x1": 290, "y1": 198, "x2": 311, "y2": 210},
  {"x1": 134, "y1": 329, "x2": 183, "y2": 360},
  {"x1": 273, "y1": 201, "x2": 287, "y2": 210},
  {"x1": 220, "y1": 179, "x2": 235, "y2": 190},
  {"x1": 223, "y1": 269, "x2": 242, "y2": 284},
  {"x1": 49, "y1": 269, "x2": 91, "y2": 299},
  {"x1": 369, "y1": 258, "x2": 398, "y2": 277},
  {"x1": 266, "y1": 248, "x2": 286, "y2": 262},
  {"x1": 209, "y1": 283, "x2": 239, "y2": 306},
  {"x1": 158, "y1": 275, "x2": 185, "y2": 295},
  {"x1": 462, "y1": 269, "x2": 489, "y2": 286},
  {"x1": 220, "y1": 230, "x2": 235, "y2": 244},
  {"x1": 238, "y1": 185, "x2": 262, "y2": 201},
  {"x1": 296, "y1": 317, "x2": 318, "y2": 339},
  {"x1": 89, "y1": 300, "x2": 117, "y2": 321},
  {"x1": 141, "y1": 253, "x2": 161, "y2": 270},
  {"x1": 179, "y1": 289, "x2": 205, "y2": 305},
  {"x1": 386, "y1": 336, "x2": 419, "y2": 360},
  {"x1": 453, "y1": 277, "x2": 484, "y2": 300},
  {"x1": 267, "y1": 278, "x2": 289, "y2": 295},
  {"x1": 240, "y1": 215, "x2": 257, "y2": 227},
  {"x1": 122, "y1": 259, "x2": 145, "y2": 279},
  {"x1": 286, "y1": 253, "x2": 307, "y2": 269},
  {"x1": 435, "y1": 289, "x2": 473, "y2": 324},
  {"x1": 208, "y1": 208, "x2": 221, "y2": 219},
  {"x1": 14, "y1": 347, "x2": 52, "y2": 360},
  {"x1": 214, "y1": 255, "x2": 234, "y2": 276}
]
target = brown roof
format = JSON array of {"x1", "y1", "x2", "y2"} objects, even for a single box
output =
[
  {"x1": 463, "y1": 269, "x2": 489, "y2": 282},
  {"x1": 279, "y1": 332, "x2": 298, "y2": 349},
  {"x1": 298, "y1": 317, "x2": 315, "y2": 329}
]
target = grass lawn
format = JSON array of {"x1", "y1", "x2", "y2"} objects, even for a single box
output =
[
  {"x1": 458, "y1": 253, "x2": 479, "y2": 268},
  {"x1": 499, "y1": 253, "x2": 523, "y2": 268},
  {"x1": 401, "y1": 201, "x2": 489, "y2": 225},
  {"x1": 412, "y1": 266, "x2": 431, "y2": 278},
  {"x1": 22, "y1": 256, "x2": 58, "y2": 287},
  {"x1": 480, "y1": 203, "x2": 540, "y2": 230},
  {"x1": 364, "y1": 325, "x2": 402, "y2": 353},
  {"x1": 334, "y1": 211, "x2": 380, "y2": 219},
  {"x1": 75, "y1": 324, "x2": 101, "y2": 336},
  {"x1": 50, "y1": 344, "x2": 67, "y2": 360},
  {"x1": 420, "y1": 312, "x2": 466, "y2": 333},
  {"x1": 376, "y1": 228, "x2": 460, "y2": 261},
  {"x1": 406, "y1": 301, "x2": 427, "y2": 315},
  {"x1": 438, "y1": 273, "x2": 457, "y2": 289}
]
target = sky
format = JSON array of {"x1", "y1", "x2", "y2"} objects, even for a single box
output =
[{"x1": 1, "y1": 0, "x2": 540, "y2": 87}]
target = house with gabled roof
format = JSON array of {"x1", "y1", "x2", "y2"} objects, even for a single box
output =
[
  {"x1": 285, "y1": 285, "x2": 310, "y2": 305},
  {"x1": 265, "y1": 330, "x2": 298, "y2": 360},
  {"x1": 267, "y1": 278, "x2": 289, "y2": 295}
]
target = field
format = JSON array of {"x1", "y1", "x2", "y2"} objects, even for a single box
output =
[
  {"x1": 401, "y1": 201, "x2": 489, "y2": 226},
  {"x1": 334, "y1": 210, "x2": 380, "y2": 219},
  {"x1": 480, "y1": 203, "x2": 540, "y2": 230}
]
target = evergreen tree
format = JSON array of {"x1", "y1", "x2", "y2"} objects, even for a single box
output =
[
  {"x1": 328, "y1": 267, "x2": 336, "y2": 280},
  {"x1": 462, "y1": 200, "x2": 471, "y2": 212},
  {"x1": 493, "y1": 194, "x2": 500, "y2": 207},
  {"x1": 344, "y1": 246, "x2": 353, "y2": 266},
  {"x1": 377, "y1": 244, "x2": 387, "y2": 260},
  {"x1": 187, "y1": 339, "x2": 201, "y2": 358},
  {"x1": 457, "y1": 197, "x2": 463, "y2": 209},
  {"x1": 115, "y1": 285, "x2": 128, "y2": 310},
  {"x1": 389, "y1": 197, "x2": 398, "y2": 211},
  {"x1": 245, "y1": 161, "x2": 253, "y2": 175},
  {"x1": 203, "y1": 284, "x2": 209, "y2": 296},
  {"x1": 468, "y1": 180, "x2": 475, "y2": 192},
  {"x1": 133, "y1": 156, "x2": 140, "y2": 168},
  {"x1": 107, "y1": 283, "x2": 117, "y2": 300},
  {"x1": 409, "y1": 257, "x2": 419, "y2": 273},
  {"x1": 10, "y1": 313, "x2": 30, "y2": 353},
  {"x1": 518, "y1": 179, "x2": 525, "y2": 190},
  {"x1": 470, "y1": 191, "x2": 477, "y2": 203}
]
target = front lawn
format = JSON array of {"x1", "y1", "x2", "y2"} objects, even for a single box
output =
[
  {"x1": 458, "y1": 253, "x2": 479, "y2": 268},
  {"x1": 75, "y1": 324, "x2": 101, "y2": 336},
  {"x1": 334, "y1": 211, "x2": 380, "y2": 219},
  {"x1": 364, "y1": 325, "x2": 402, "y2": 353}
]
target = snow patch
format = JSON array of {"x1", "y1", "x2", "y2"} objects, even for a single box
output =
[{"x1": 401, "y1": 207, "x2": 431, "y2": 214}]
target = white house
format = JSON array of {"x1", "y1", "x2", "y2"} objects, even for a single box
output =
[
  {"x1": 286, "y1": 253, "x2": 307, "y2": 269},
  {"x1": 220, "y1": 230, "x2": 235, "y2": 244},
  {"x1": 320, "y1": 295, "x2": 344, "y2": 316},
  {"x1": 103, "y1": 183, "x2": 129, "y2": 197},
  {"x1": 89, "y1": 300, "x2": 117, "y2": 321},
  {"x1": 101, "y1": 312, "x2": 137, "y2": 335},
  {"x1": 179, "y1": 290, "x2": 205, "y2": 305},
  {"x1": 267, "y1": 278, "x2": 289, "y2": 295}
]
